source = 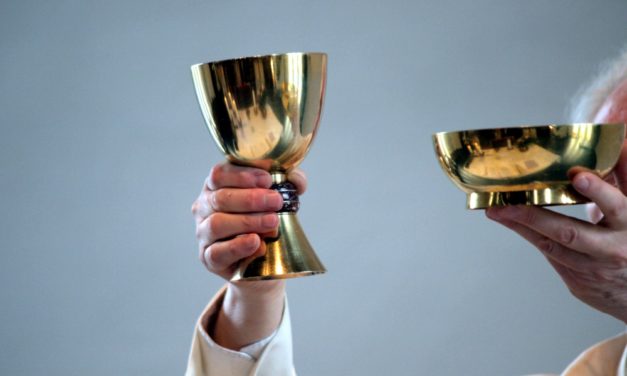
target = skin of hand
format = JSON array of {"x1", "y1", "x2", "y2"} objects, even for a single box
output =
[
  {"x1": 191, "y1": 162, "x2": 308, "y2": 350},
  {"x1": 486, "y1": 79, "x2": 627, "y2": 323}
]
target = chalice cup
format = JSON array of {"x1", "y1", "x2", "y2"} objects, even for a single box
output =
[{"x1": 191, "y1": 52, "x2": 327, "y2": 281}]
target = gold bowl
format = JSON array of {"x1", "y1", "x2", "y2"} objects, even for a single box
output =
[{"x1": 433, "y1": 123, "x2": 626, "y2": 209}]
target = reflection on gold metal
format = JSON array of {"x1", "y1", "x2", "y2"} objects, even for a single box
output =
[
  {"x1": 191, "y1": 52, "x2": 327, "y2": 281},
  {"x1": 433, "y1": 124, "x2": 626, "y2": 209}
]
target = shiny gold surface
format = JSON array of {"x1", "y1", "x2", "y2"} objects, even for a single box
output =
[
  {"x1": 433, "y1": 123, "x2": 626, "y2": 209},
  {"x1": 191, "y1": 52, "x2": 326, "y2": 171},
  {"x1": 232, "y1": 173, "x2": 325, "y2": 281},
  {"x1": 191, "y1": 52, "x2": 327, "y2": 281}
]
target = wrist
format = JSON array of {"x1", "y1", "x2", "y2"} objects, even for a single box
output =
[
  {"x1": 213, "y1": 280, "x2": 286, "y2": 350},
  {"x1": 228, "y1": 280, "x2": 286, "y2": 302}
]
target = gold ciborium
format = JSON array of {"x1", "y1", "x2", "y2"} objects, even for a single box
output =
[
  {"x1": 191, "y1": 52, "x2": 327, "y2": 281},
  {"x1": 433, "y1": 123, "x2": 626, "y2": 209}
]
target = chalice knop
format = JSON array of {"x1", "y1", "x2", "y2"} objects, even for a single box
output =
[{"x1": 191, "y1": 52, "x2": 327, "y2": 281}]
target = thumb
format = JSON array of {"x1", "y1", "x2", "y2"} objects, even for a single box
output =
[
  {"x1": 286, "y1": 169, "x2": 308, "y2": 195},
  {"x1": 614, "y1": 139, "x2": 627, "y2": 195}
]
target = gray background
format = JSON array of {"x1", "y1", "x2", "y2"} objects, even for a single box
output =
[{"x1": 2, "y1": 0, "x2": 627, "y2": 375}]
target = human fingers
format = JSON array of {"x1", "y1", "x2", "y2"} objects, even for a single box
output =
[
  {"x1": 206, "y1": 162, "x2": 272, "y2": 190},
  {"x1": 198, "y1": 212, "x2": 279, "y2": 245},
  {"x1": 208, "y1": 188, "x2": 283, "y2": 213},
  {"x1": 486, "y1": 205, "x2": 613, "y2": 258},
  {"x1": 200, "y1": 234, "x2": 261, "y2": 276},
  {"x1": 572, "y1": 171, "x2": 627, "y2": 228},
  {"x1": 505, "y1": 222, "x2": 624, "y2": 318},
  {"x1": 485, "y1": 211, "x2": 591, "y2": 272},
  {"x1": 286, "y1": 169, "x2": 308, "y2": 195},
  {"x1": 191, "y1": 191, "x2": 211, "y2": 223}
]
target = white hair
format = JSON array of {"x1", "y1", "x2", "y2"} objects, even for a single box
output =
[{"x1": 570, "y1": 46, "x2": 627, "y2": 122}]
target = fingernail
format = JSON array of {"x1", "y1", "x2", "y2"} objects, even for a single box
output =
[
  {"x1": 262, "y1": 213, "x2": 278, "y2": 228},
  {"x1": 264, "y1": 192, "x2": 283, "y2": 210},
  {"x1": 573, "y1": 175, "x2": 590, "y2": 192}
]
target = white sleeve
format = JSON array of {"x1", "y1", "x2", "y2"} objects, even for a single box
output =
[
  {"x1": 560, "y1": 332, "x2": 627, "y2": 376},
  {"x1": 185, "y1": 286, "x2": 296, "y2": 376}
]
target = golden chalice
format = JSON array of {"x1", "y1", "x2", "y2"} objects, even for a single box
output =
[
  {"x1": 433, "y1": 123, "x2": 626, "y2": 209},
  {"x1": 191, "y1": 52, "x2": 327, "y2": 281}
]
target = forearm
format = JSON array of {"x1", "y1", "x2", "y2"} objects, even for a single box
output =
[{"x1": 210, "y1": 280, "x2": 286, "y2": 351}]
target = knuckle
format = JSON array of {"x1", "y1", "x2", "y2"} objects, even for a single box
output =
[
  {"x1": 207, "y1": 247, "x2": 222, "y2": 268},
  {"x1": 210, "y1": 190, "x2": 228, "y2": 211},
  {"x1": 198, "y1": 247, "x2": 206, "y2": 262},
  {"x1": 191, "y1": 199, "x2": 200, "y2": 215},
  {"x1": 607, "y1": 198, "x2": 627, "y2": 219},
  {"x1": 194, "y1": 221, "x2": 206, "y2": 240},
  {"x1": 538, "y1": 238, "x2": 555, "y2": 254},
  {"x1": 208, "y1": 165, "x2": 223, "y2": 189},
  {"x1": 206, "y1": 214, "x2": 222, "y2": 236},
  {"x1": 241, "y1": 215, "x2": 260, "y2": 230},
  {"x1": 198, "y1": 247, "x2": 209, "y2": 269},
  {"x1": 558, "y1": 226, "x2": 578, "y2": 245}
]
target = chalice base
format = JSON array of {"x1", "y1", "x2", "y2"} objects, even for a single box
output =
[
  {"x1": 467, "y1": 185, "x2": 588, "y2": 209},
  {"x1": 231, "y1": 213, "x2": 326, "y2": 281}
]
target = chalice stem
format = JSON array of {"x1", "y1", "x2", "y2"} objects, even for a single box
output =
[{"x1": 230, "y1": 170, "x2": 326, "y2": 281}]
